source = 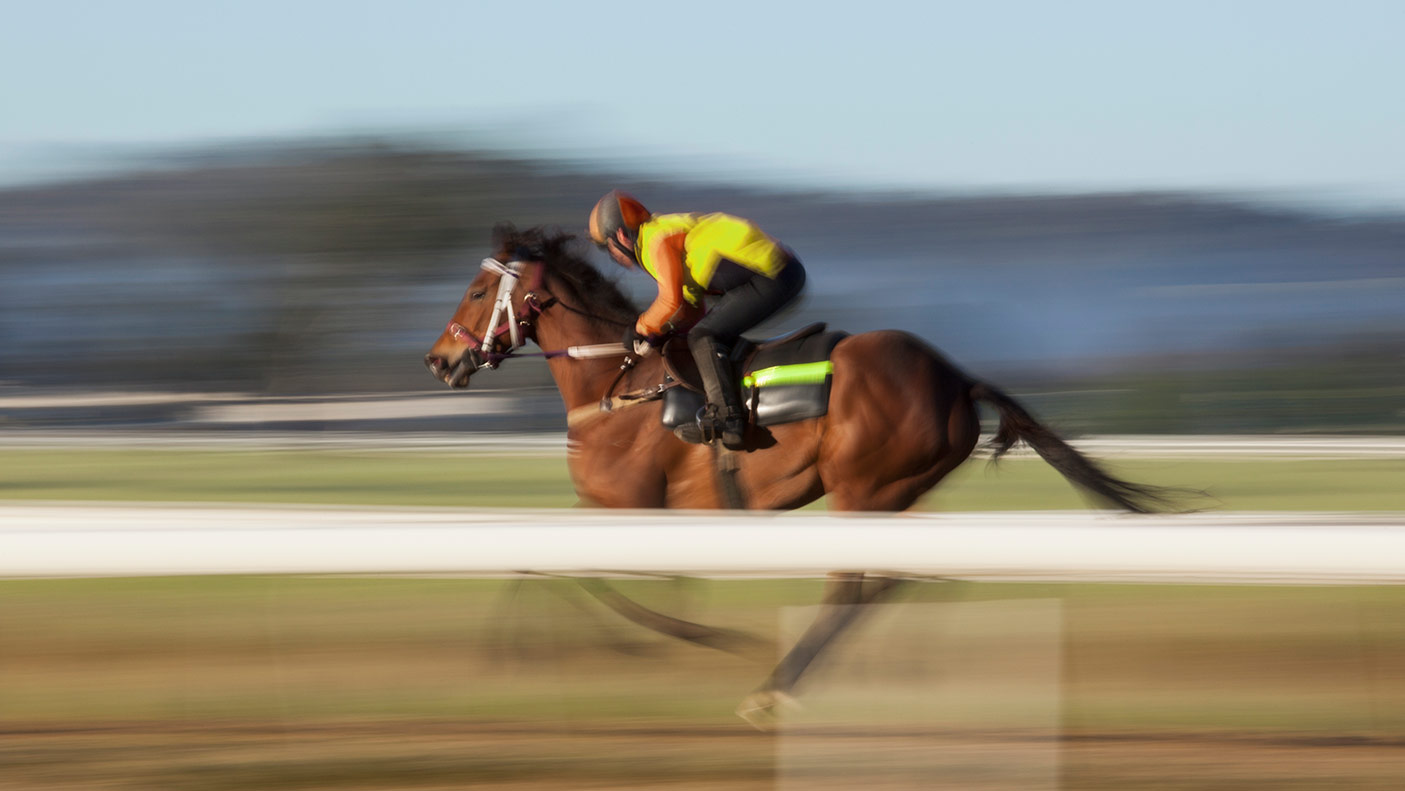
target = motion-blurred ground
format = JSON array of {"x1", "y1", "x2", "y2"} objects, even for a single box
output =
[{"x1": 3, "y1": 577, "x2": 1403, "y2": 789}]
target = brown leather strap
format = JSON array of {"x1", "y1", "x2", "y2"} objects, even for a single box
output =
[{"x1": 712, "y1": 445, "x2": 747, "y2": 510}]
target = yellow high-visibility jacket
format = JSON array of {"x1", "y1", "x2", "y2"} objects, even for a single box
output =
[{"x1": 633, "y1": 212, "x2": 789, "y2": 335}]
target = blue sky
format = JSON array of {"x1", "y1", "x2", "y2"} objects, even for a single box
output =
[{"x1": 3, "y1": 0, "x2": 1403, "y2": 205}]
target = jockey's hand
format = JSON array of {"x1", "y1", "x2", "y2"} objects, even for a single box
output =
[
  {"x1": 623, "y1": 325, "x2": 662, "y2": 357},
  {"x1": 621, "y1": 325, "x2": 641, "y2": 353}
]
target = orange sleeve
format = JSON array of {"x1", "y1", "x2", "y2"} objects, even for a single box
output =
[{"x1": 636, "y1": 231, "x2": 698, "y2": 336}]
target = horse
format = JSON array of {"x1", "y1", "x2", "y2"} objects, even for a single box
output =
[{"x1": 425, "y1": 225, "x2": 1180, "y2": 723}]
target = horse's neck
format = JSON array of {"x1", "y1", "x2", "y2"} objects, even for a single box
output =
[{"x1": 536, "y1": 309, "x2": 650, "y2": 412}]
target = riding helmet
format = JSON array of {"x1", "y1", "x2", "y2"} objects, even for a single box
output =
[{"x1": 588, "y1": 190, "x2": 650, "y2": 249}]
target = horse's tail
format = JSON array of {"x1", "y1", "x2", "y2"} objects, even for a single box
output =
[{"x1": 968, "y1": 381, "x2": 1187, "y2": 513}]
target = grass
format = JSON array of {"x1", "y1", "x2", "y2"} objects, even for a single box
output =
[
  {"x1": 3, "y1": 577, "x2": 1403, "y2": 789},
  {"x1": 1, "y1": 448, "x2": 1403, "y2": 510},
  {"x1": 931, "y1": 456, "x2": 1405, "y2": 511},
  {"x1": 3, "y1": 576, "x2": 1403, "y2": 732},
  {"x1": 0, "y1": 449, "x2": 581, "y2": 507}
]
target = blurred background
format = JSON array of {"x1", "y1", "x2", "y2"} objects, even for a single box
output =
[
  {"x1": 1, "y1": 0, "x2": 1401, "y2": 436},
  {"x1": 3, "y1": 3, "x2": 1405, "y2": 790}
]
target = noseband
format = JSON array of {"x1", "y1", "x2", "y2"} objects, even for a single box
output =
[{"x1": 445, "y1": 258, "x2": 557, "y2": 369}]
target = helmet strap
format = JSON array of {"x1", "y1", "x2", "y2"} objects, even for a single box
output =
[{"x1": 608, "y1": 231, "x2": 638, "y2": 263}]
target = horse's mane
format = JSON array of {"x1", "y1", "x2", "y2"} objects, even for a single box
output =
[{"x1": 492, "y1": 223, "x2": 637, "y2": 328}]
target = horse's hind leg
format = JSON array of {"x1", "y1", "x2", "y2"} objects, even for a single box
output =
[
  {"x1": 736, "y1": 572, "x2": 906, "y2": 728},
  {"x1": 574, "y1": 578, "x2": 770, "y2": 659}
]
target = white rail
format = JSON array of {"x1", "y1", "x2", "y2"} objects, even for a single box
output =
[{"x1": 3, "y1": 505, "x2": 1404, "y2": 583}]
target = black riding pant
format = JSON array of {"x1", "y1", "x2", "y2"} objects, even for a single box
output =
[{"x1": 689, "y1": 259, "x2": 807, "y2": 345}]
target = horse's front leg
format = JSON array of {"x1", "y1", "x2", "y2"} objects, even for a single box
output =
[{"x1": 736, "y1": 571, "x2": 906, "y2": 729}]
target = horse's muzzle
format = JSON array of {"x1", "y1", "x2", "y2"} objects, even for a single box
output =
[{"x1": 424, "y1": 350, "x2": 483, "y2": 389}]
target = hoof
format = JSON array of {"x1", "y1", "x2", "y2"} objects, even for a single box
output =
[{"x1": 735, "y1": 689, "x2": 800, "y2": 731}]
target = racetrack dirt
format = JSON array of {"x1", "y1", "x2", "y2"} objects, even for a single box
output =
[
  {"x1": 3, "y1": 720, "x2": 1404, "y2": 790},
  {"x1": 3, "y1": 577, "x2": 1403, "y2": 788}
]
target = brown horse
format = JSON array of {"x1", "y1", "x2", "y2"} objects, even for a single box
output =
[{"x1": 425, "y1": 226, "x2": 1179, "y2": 722}]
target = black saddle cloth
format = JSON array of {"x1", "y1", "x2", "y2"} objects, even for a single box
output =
[{"x1": 661, "y1": 323, "x2": 848, "y2": 431}]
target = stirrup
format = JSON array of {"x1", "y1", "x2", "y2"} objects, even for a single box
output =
[
  {"x1": 694, "y1": 405, "x2": 722, "y2": 444},
  {"x1": 673, "y1": 422, "x2": 705, "y2": 444}
]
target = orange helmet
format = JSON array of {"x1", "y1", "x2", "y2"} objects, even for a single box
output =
[{"x1": 587, "y1": 190, "x2": 650, "y2": 250}]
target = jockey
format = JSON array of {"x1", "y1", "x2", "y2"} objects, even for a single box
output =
[{"x1": 588, "y1": 190, "x2": 806, "y2": 450}]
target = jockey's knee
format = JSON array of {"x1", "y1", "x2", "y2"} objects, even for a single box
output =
[{"x1": 689, "y1": 325, "x2": 721, "y2": 342}]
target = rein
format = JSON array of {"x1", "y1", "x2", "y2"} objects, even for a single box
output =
[{"x1": 446, "y1": 257, "x2": 630, "y2": 368}]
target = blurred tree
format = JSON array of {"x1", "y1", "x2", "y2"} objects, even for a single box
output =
[{"x1": 0, "y1": 137, "x2": 1400, "y2": 436}]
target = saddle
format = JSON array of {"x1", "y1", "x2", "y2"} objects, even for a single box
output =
[{"x1": 659, "y1": 323, "x2": 848, "y2": 440}]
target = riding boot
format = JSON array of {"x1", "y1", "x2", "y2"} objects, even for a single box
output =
[{"x1": 687, "y1": 334, "x2": 747, "y2": 451}]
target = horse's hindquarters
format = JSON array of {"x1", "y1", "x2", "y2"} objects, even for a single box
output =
[{"x1": 816, "y1": 332, "x2": 980, "y2": 511}]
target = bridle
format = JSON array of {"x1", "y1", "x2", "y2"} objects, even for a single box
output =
[
  {"x1": 442, "y1": 256, "x2": 675, "y2": 416},
  {"x1": 444, "y1": 257, "x2": 627, "y2": 370},
  {"x1": 443, "y1": 258, "x2": 544, "y2": 367}
]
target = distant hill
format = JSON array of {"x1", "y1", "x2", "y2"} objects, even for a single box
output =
[{"x1": 1, "y1": 140, "x2": 1401, "y2": 432}]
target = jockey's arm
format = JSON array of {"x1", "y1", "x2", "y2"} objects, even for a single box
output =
[{"x1": 636, "y1": 230, "x2": 702, "y2": 337}]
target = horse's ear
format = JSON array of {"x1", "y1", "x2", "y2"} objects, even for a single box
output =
[
  {"x1": 490, "y1": 223, "x2": 516, "y2": 253},
  {"x1": 545, "y1": 232, "x2": 574, "y2": 258}
]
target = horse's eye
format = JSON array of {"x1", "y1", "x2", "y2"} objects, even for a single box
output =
[{"x1": 470, "y1": 291, "x2": 487, "y2": 302}]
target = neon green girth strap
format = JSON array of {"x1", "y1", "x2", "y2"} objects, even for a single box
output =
[{"x1": 742, "y1": 361, "x2": 834, "y2": 389}]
